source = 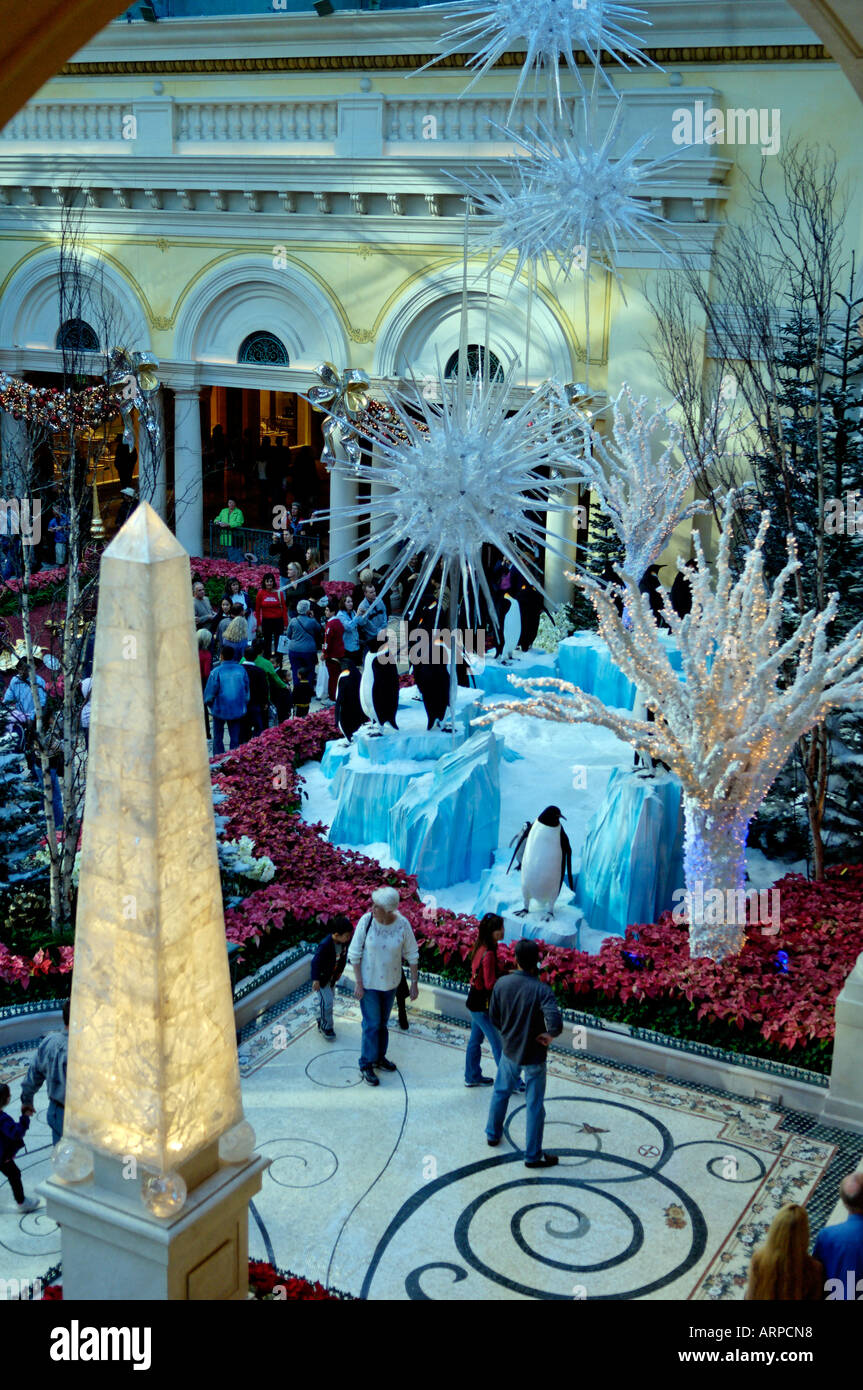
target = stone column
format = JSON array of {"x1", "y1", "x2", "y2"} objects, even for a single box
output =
[
  {"x1": 544, "y1": 483, "x2": 579, "y2": 607},
  {"x1": 822, "y1": 952, "x2": 863, "y2": 1131},
  {"x1": 327, "y1": 433, "x2": 359, "y2": 581},
  {"x1": 173, "y1": 386, "x2": 203, "y2": 556},
  {"x1": 368, "y1": 449, "x2": 396, "y2": 570}
]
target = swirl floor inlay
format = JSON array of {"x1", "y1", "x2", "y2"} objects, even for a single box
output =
[{"x1": 1, "y1": 991, "x2": 860, "y2": 1299}]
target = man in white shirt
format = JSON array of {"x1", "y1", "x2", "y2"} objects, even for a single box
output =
[{"x1": 348, "y1": 886, "x2": 419, "y2": 1086}]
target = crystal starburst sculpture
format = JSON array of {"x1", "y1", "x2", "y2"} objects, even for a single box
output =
[
  {"x1": 313, "y1": 359, "x2": 583, "y2": 631},
  {"x1": 452, "y1": 102, "x2": 677, "y2": 286},
  {"x1": 418, "y1": 0, "x2": 658, "y2": 111}
]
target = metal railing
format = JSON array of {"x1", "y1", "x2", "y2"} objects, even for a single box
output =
[{"x1": 207, "y1": 524, "x2": 277, "y2": 563}]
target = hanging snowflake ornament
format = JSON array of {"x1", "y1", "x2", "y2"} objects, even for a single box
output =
[
  {"x1": 417, "y1": 0, "x2": 658, "y2": 112},
  {"x1": 307, "y1": 357, "x2": 582, "y2": 632},
  {"x1": 451, "y1": 101, "x2": 677, "y2": 287}
]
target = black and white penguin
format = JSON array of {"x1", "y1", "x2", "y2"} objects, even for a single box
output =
[
  {"x1": 334, "y1": 665, "x2": 367, "y2": 743},
  {"x1": 360, "y1": 631, "x2": 400, "y2": 735},
  {"x1": 415, "y1": 637, "x2": 453, "y2": 731},
  {"x1": 499, "y1": 593, "x2": 522, "y2": 664},
  {"x1": 507, "y1": 805, "x2": 573, "y2": 920}
]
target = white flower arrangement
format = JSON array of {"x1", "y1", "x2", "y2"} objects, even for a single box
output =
[{"x1": 218, "y1": 836, "x2": 276, "y2": 884}]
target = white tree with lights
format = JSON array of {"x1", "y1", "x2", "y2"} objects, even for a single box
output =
[
  {"x1": 575, "y1": 383, "x2": 710, "y2": 586},
  {"x1": 478, "y1": 496, "x2": 863, "y2": 960}
]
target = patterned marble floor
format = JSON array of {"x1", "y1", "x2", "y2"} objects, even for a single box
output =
[{"x1": 1, "y1": 991, "x2": 860, "y2": 1300}]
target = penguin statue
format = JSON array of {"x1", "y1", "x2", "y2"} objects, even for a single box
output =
[
  {"x1": 499, "y1": 592, "x2": 522, "y2": 665},
  {"x1": 507, "y1": 805, "x2": 573, "y2": 920},
  {"x1": 360, "y1": 630, "x2": 400, "y2": 735},
  {"x1": 334, "y1": 665, "x2": 367, "y2": 743},
  {"x1": 415, "y1": 637, "x2": 454, "y2": 732}
]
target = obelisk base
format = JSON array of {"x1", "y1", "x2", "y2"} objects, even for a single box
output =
[
  {"x1": 41, "y1": 1150, "x2": 269, "y2": 1300},
  {"x1": 822, "y1": 952, "x2": 863, "y2": 1134}
]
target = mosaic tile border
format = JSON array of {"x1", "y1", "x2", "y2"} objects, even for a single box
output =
[{"x1": 417, "y1": 967, "x2": 830, "y2": 1089}]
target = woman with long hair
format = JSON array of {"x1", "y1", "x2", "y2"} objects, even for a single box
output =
[
  {"x1": 745, "y1": 1204, "x2": 824, "y2": 1300},
  {"x1": 464, "y1": 913, "x2": 506, "y2": 1088},
  {"x1": 254, "y1": 572, "x2": 287, "y2": 659}
]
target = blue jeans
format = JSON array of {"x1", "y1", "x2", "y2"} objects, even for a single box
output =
[
  {"x1": 47, "y1": 1100, "x2": 64, "y2": 1148},
  {"x1": 486, "y1": 1055, "x2": 548, "y2": 1162},
  {"x1": 359, "y1": 987, "x2": 396, "y2": 1070},
  {"x1": 212, "y1": 716, "x2": 242, "y2": 755},
  {"x1": 465, "y1": 1009, "x2": 502, "y2": 1083}
]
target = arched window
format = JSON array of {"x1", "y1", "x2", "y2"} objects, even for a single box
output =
[
  {"x1": 444, "y1": 345, "x2": 503, "y2": 382},
  {"x1": 55, "y1": 318, "x2": 99, "y2": 352},
  {"x1": 238, "y1": 331, "x2": 290, "y2": 366}
]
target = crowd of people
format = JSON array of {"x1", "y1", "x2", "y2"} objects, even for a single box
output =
[{"x1": 191, "y1": 550, "x2": 404, "y2": 751}]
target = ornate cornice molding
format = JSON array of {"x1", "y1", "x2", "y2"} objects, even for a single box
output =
[{"x1": 60, "y1": 44, "x2": 830, "y2": 77}]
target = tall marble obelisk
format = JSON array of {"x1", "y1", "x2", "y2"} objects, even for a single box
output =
[{"x1": 44, "y1": 504, "x2": 267, "y2": 1300}]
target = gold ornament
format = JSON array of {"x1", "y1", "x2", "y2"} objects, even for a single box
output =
[{"x1": 307, "y1": 362, "x2": 370, "y2": 467}]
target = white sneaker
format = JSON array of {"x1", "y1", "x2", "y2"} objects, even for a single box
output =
[{"x1": 17, "y1": 1196, "x2": 40, "y2": 1213}]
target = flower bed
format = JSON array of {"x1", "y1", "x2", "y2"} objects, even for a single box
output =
[
  {"x1": 3, "y1": 686, "x2": 861, "y2": 1072},
  {"x1": 32, "y1": 1259, "x2": 354, "y2": 1300},
  {"x1": 0, "y1": 567, "x2": 69, "y2": 616}
]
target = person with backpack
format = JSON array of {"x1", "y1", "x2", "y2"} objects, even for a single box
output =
[
  {"x1": 21, "y1": 1000, "x2": 69, "y2": 1146},
  {"x1": 241, "y1": 649, "x2": 270, "y2": 741},
  {"x1": 0, "y1": 1082, "x2": 39, "y2": 1212},
  {"x1": 486, "y1": 938, "x2": 563, "y2": 1168}
]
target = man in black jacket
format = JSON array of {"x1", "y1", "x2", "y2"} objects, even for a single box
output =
[{"x1": 486, "y1": 939, "x2": 563, "y2": 1168}]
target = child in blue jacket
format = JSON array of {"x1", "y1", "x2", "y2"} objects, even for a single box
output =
[{"x1": 311, "y1": 916, "x2": 354, "y2": 1039}]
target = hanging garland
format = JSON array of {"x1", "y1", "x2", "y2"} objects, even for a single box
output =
[
  {"x1": 0, "y1": 351, "x2": 160, "y2": 447},
  {"x1": 0, "y1": 371, "x2": 117, "y2": 432}
]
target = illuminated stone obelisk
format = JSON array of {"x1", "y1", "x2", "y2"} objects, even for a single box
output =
[{"x1": 43, "y1": 503, "x2": 267, "y2": 1300}]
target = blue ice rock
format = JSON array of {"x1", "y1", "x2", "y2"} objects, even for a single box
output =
[
  {"x1": 389, "y1": 730, "x2": 501, "y2": 889},
  {"x1": 558, "y1": 632, "x2": 683, "y2": 711},
  {"x1": 575, "y1": 767, "x2": 684, "y2": 937},
  {"x1": 329, "y1": 753, "x2": 431, "y2": 845}
]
